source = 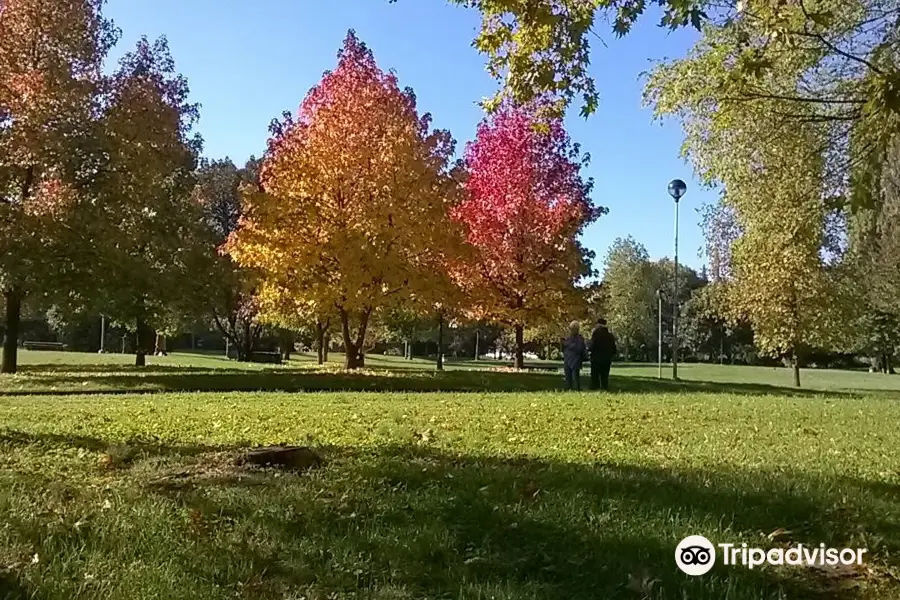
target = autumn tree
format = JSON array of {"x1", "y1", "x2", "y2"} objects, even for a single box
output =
[
  {"x1": 725, "y1": 171, "x2": 847, "y2": 387},
  {"x1": 191, "y1": 157, "x2": 265, "y2": 361},
  {"x1": 648, "y1": 47, "x2": 851, "y2": 385},
  {"x1": 452, "y1": 104, "x2": 602, "y2": 369},
  {"x1": 845, "y1": 138, "x2": 900, "y2": 372},
  {"x1": 433, "y1": 0, "x2": 900, "y2": 174},
  {"x1": 644, "y1": 2, "x2": 900, "y2": 216},
  {"x1": 700, "y1": 201, "x2": 741, "y2": 284},
  {"x1": 652, "y1": 256, "x2": 705, "y2": 361},
  {"x1": 412, "y1": 203, "x2": 468, "y2": 371},
  {"x1": 690, "y1": 201, "x2": 759, "y2": 363},
  {"x1": 381, "y1": 307, "x2": 430, "y2": 359},
  {"x1": 0, "y1": 0, "x2": 117, "y2": 373},
  {"x1": 679, "y1": 283, "x2": 731, "y2": 363},
  {"x1": 599, "y1": 237, "x2": 707, "y2": 362},
  {"x1": 390, "y1": 0, "x2": 708, "y2": 117},
  {"x1": 90, "y1": 37, "x2": 201, "y2": 366},
  {"x1": 227, "y1": 32, "x2": 460, "y2": 369},
  {"x1": 247, "y1": 278, "x2": 338, "y2": 365},
  {"x1": 601, "y1": 237, "x2": 656, "y2": 360}
]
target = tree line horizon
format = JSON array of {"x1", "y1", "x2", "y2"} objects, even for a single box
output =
[{"x1": 3, "y1": 0, "x2": 899, "y2": 387}]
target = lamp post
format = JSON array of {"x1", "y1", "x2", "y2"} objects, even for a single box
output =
[
  {"x1": 657, "y1": 289, "x2": 663, "y2": 379},
  {"x1": 99, "y1": 315, "x2": 106, "y2": 353},
  {"x1": 668, "y1": 179, "x2": 687, "y2": 381}
]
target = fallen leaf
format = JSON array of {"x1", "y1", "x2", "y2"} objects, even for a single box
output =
[
  {"x1": 767, "y1": 527, "x2": 792, "y2": 541},
  {"x1": 521, "y1": 481, "x2": 540, "y2": 502},
  {"x1": 626, "y1": 569, "x2": 659, "y2": 597}
]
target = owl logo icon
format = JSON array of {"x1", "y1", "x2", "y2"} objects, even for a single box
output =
[{"x1": 675, "y1": 535, "x2": 716, "y2": 576}]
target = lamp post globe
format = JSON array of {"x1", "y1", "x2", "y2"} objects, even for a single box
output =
[{"x1": 668, "y1": 179, "x2": 687, "y2": 202}]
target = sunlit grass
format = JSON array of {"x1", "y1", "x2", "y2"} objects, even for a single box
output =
[
  {"x1": 3, "y1": 350, "x2": 899, "y2": 395},
  {"x1": 2, "y1": 352, "x2": 900, "y2": 598}
]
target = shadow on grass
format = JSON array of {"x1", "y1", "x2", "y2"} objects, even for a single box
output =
[
  {"x1": 5, "y1": 430, "x2": 896, "y2": 599},
  {"x1": 146, "y1": 446, "x2": 900, "y2": 599},
  {"x1": 16, "y1": 363, "x2": 247, "y2": 375},
  {"x1": 0, "y1": 572, "x2": 36, "y2": 600},
  {"x1": 1, "y1": 367, "x2": 858, "y2": 399}
]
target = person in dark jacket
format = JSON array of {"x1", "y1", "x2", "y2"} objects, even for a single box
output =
[{"x1": 590, "y1": 318, "x2": 617, "y2": 390}]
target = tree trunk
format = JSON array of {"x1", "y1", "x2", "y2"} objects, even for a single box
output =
[
  {"x1": 315, "y1": 322, "x2": 326, "y2": 365},
  {"x1": 324, "y1": 333, "x2": 329, "y2": 362},
  {"x1": 344, "y1": 342, "x2": 364, "y2": 369},
  {"x1": 514, "y1": 324, "x2": 524, "y2": 369},
  {"x1": 1, "y1": 288, "x2": 22, "y2": 374},
  {"x1": 792, "y1": 356, "x2": 801, "y2": 388},
  {"x1": 340, "y1": 309, "x2": 369, "y2": 370},
  {"x1": 436, "y1": 312, "x2": 444, "y2": 371},
  {"x1": 719, "y1": 328, "x2": 724, "y2": 365},
  {"x1": 135, "y1": 317, "x2": 149, "y2": 367},
  {"x1": 1, "y1": 172, "x2": 34, "y2": 375},
  {"x1": 239, "y1": 320, "x2": 252, "y2": 361}
]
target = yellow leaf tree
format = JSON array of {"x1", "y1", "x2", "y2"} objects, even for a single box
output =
[
  {"x1": 227, "y1": 31, "x2": 459, "y2": 369},
  {"x1": 646, "y1": 33, "x2": 852, "y2": 386}
]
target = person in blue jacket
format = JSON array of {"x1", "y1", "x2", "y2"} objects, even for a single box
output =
[{"x1": 562, "y1": 321, "x2": 588, "y2": 391}]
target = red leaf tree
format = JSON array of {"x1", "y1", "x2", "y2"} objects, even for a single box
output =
[{"x1": 452, "y1": 104, "x2": 604, "y2": 368}]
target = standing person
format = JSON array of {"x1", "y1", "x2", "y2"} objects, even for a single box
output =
[
  {"x1": 590, "y1": 318, "x2": 617, "y2": 390},
  {"x1": 562, "y1": 321, "x2": 588, "y2": 391}
]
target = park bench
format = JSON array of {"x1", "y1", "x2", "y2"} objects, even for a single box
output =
[
  {"x1": 228, "y1": 350, "x2": 284, "y2": 364},
  {"x1": 22, "y1": 341, "x2": 67, "y2": 351},
  {"x1": 250, "y1": 351, "x2": 283, "y2": 364}
]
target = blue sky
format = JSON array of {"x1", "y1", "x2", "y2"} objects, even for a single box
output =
[{"x1": 105, "y1": 0, "x2": 717, "y2": 271}]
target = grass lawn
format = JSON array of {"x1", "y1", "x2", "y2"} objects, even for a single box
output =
[
  {"x1": 2, "y1": 351, "x2": 900, "y2": 599},
  {"x1": 3, "y1": 350, "x2": 900, "y2": 396}
]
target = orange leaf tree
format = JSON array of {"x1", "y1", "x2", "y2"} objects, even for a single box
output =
[
  {"x1": 451, "y1": 104, "x2": 604, "y2": 369},
  {"x1": 0, "y1": 0, "x2": 116, "y2": 373},
  {"x1": 227, "y1": 32, "x2": 460, "y2": 369}
]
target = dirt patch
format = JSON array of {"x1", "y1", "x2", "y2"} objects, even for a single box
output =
[{"x1": 142, "y1": 447, "x2": 324, "y2": 492}]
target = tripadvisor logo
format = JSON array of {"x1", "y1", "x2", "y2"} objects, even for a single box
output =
[
  {"x1": 675, "y1": 536, "x2": 867, "y2": 576},
  {"x1": 675, "y1": 535, "x2": 716, "y2": 576}
]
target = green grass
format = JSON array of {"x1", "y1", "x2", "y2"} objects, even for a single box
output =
[
  {"x1": 2, "y1": 352, "x2": 900, "y2": 599},
  {"x1": 3, "y1": 350, "x2": 900, "y2": 396}
]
